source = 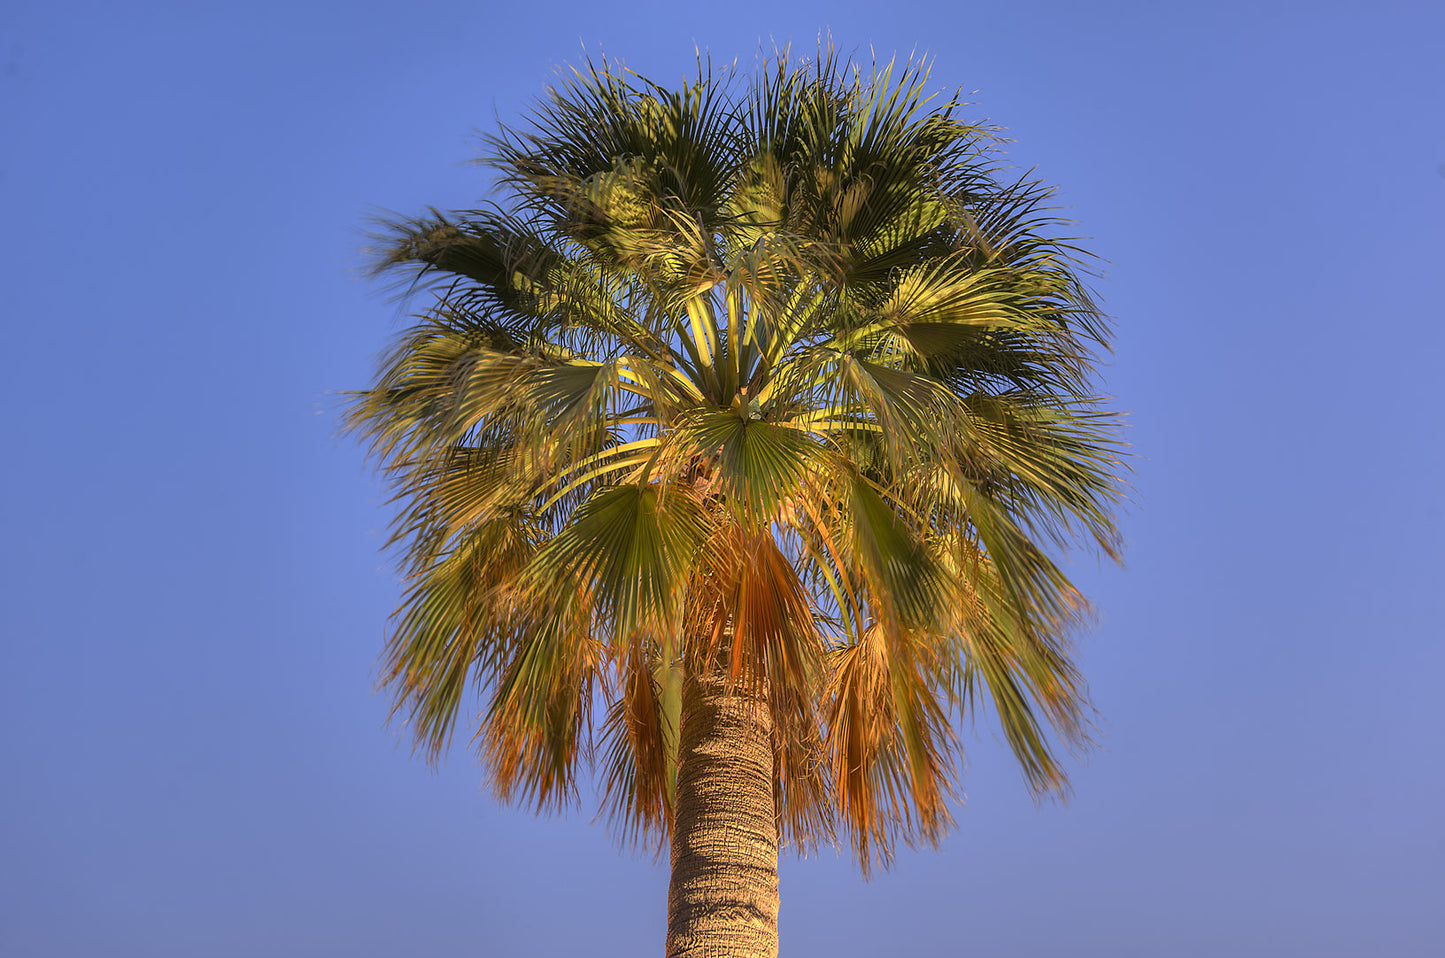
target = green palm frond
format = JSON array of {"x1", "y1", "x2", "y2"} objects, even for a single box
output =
[
  {"x1": 527, "y1": 482, "x2": 710, "y2": 643},
  {"x1": 665, "y1": 408, "x2": 823, "y2": 524},
  {"x1": 349, "y1": 46, "x2": 1125, "y2": 865}
]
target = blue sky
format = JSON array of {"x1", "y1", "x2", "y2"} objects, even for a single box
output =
[{"x1": 3, "y1": 1, "x2": 1443, "y2": 955}]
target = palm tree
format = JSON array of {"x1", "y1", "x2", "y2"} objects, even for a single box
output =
[{"x1": 349, "y1": 49, "x2": 1123, "y2": 958}]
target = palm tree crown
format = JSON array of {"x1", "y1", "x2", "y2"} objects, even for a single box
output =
[{"x1": 350, "y1": 50, "x2": 1123, "y2": 873}]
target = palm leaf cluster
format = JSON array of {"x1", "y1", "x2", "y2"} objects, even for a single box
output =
[{"x1": 349, "y1": 51, "x2": 1123, "y2": 871}]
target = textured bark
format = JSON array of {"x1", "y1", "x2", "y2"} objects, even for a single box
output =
[{"x1": 665, "y1": 667, "x2": 779, "y2": 958}]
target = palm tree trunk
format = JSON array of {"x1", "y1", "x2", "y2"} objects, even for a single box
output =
[{"x1": 665, "y1": 665, "x2": 779, "y2": 958}]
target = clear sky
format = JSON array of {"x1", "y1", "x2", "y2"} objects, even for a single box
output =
[{"x1": 3, "y1": 1, "x2": 1442, "y2": 955}]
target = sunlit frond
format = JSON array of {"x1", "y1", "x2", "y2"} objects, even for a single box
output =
[{"x1": 824, "y1": 624, "x2": 956, "y2": 874}]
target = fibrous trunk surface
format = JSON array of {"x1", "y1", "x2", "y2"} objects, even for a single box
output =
[{"x1": 665, "y1": 667, "x2": 779, "y2": 958}]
